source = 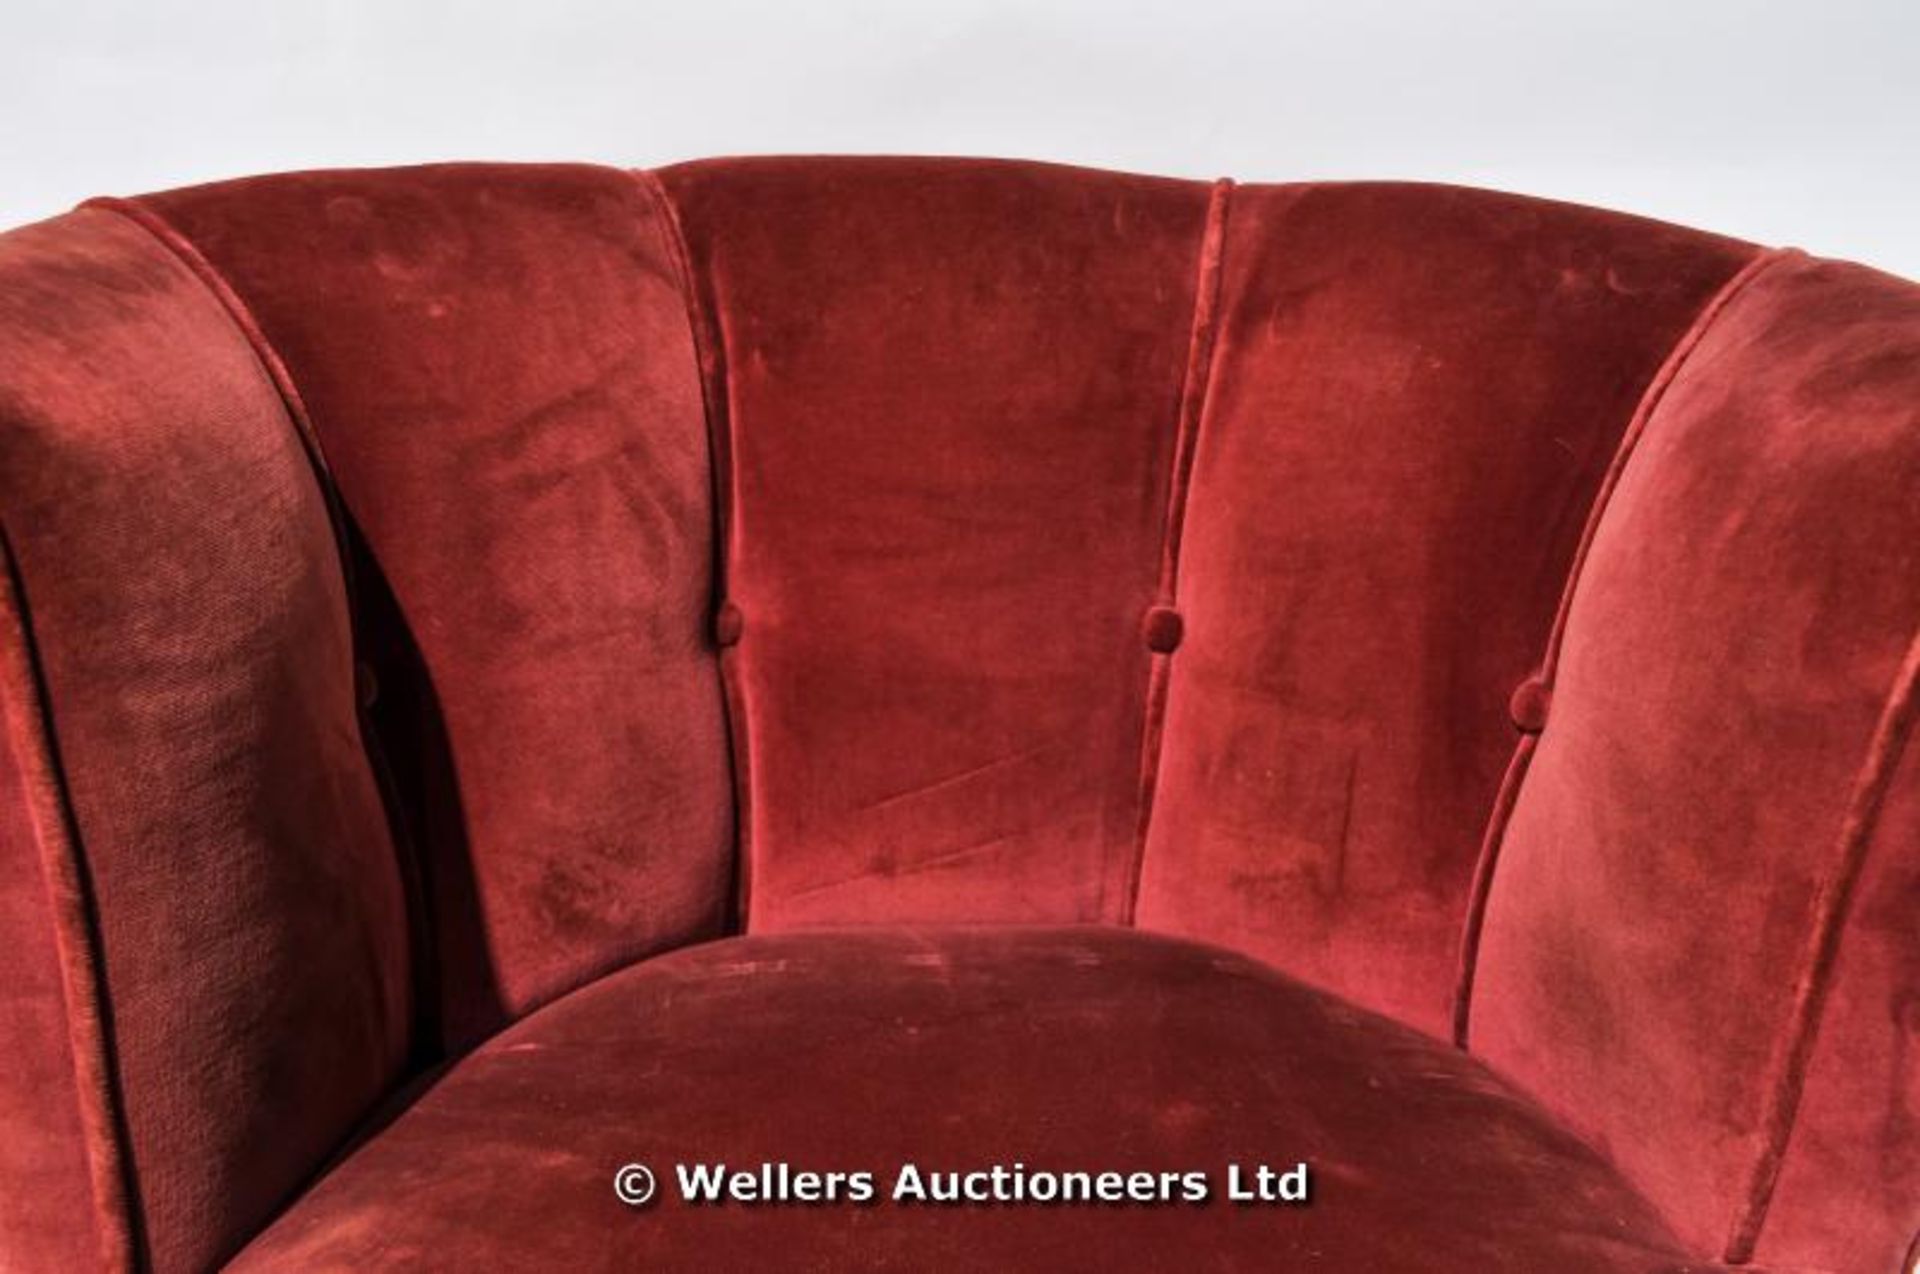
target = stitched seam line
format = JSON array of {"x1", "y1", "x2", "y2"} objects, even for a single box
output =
[
  {"x1": 1121, "y1": 178, "x2": 1233, "y2": 926},
  {"x1": 1448, "y1": 734, "x2": 1539, "y2": 1045},
  {"x1": 0, "y1": 525, "x2": 143, "y2": 1272},
  {"x1": 1725, "y1": 627, "x2": 1920, "y2": 1263},
  {"x1": 1449, "y1": 244, "x2": 1797, "y2": 1049},
  {"x1": 631, "y1": 167, "x2": 755, "y2": 934},
  {"x1": 1156, "y1": 179, "x2": 1235, "y2": 601}
]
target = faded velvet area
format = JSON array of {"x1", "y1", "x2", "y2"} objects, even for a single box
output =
[
  {"x1": 0, "y1": 209, "x2": 411, "y2": 1273},
  {"x1": 229, "y1": 928, "x2": 1699, "y2": 1274},
  {"x1": 134, "y1": 165, "x2": 735, "y2": 1051}
]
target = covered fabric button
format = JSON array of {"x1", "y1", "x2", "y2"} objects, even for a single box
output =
[
  {"x1": 354, "y1": 660, "x2": 379, "y2": 711},
  {"x1": 713, "y1": 600, "x2": 745, "y2": 648},
  {"x1": 1508, "y1": 675, "x2": 1552, "y2": 734},
  {"x1": 1144, "y1": 605, "x2": 1184, "y2": 654}
]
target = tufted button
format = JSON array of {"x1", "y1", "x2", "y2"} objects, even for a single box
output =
[
  {"x1": 1508, "y1": 675, "x2": 1552, "y2": 734},
  {"x1": 713, "y1": 600, "x2": 745, "y2": 649},
  {"x1": 354, "y1": 660, "x2": 379, "y2": 711},
  {"x1": 1143, "y1": 605, "x2": 1184, "y2": 654}
]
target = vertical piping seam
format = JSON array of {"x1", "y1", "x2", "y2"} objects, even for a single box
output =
[
  {"x1": 1725, "y1": 628, "x2": 1920, "y2": 1263},
  {"x1": 0, "y1": 528, "x2": 142, "y2": 1271},
  {"x1": 631, "y1": 168, "x2": 755, "y2": 935},
  {"x1": 1450, "y1": 244, "x2": 1797, "y2": 1048},
  {"x1": 1448, "y1": 733, "x2": 1539, "y2": 1046},
  {"x1": 1155, "y1": 179, "x2": 1236, "y2": 600},
  {"x1": 1121, "y1": 178, "x2": 1233, "y2": 926}
]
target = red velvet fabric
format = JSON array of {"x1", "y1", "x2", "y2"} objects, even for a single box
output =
[
  {"x1": 0, "y1": 209, "x2": 411, "y2": 1273},
  {"x1": 1764, "y1": 716, "x2": 1920, "y2": 1273},
  {"x1": 1135, "y1": 181, "x2": 1760, "y2": 1034},
  {"x1": 1471, "y1": 256, "x2": 1920, "y2": 1271},
  {"x1": 1, "y1": 159, "x2": 1912, "y2": 1274},
  {"x1": 129, "y1": 165, "x2": 736, "y2": 1050},
  {"x1": 228, "y1": 928, "x2": 1701, "y2": 1273},
  {"x1": 656, "y1": 158, "x2": 1214, "y2": 930},
  {"x1": 0, "y1": 569, "x2": 108, "y2": 1271}
]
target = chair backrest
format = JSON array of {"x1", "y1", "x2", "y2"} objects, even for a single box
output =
[{"x1": 655, "y1": 159, "x2": 1762, "y2": 1045}]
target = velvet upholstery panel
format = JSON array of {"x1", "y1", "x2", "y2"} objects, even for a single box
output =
[
  {"x1": 0, "y1": 209, "x2": 411, "y2": 1273},
  {"x1": 656, "y1": 159, "x2": 1212, "y2": 928},
  {"x1": 1470, "y1": 257, "x2": 1920, "y2": 1270},
  {"x1": 229, "y1": 928, "x2": 1700, "y2": 1273},
  {"x1": 1135, "y1": 182, "x2": 1759, "y2": 1033},
  {"x1": 134, "y1": 165, "x2": 734, "y2": 1049}
]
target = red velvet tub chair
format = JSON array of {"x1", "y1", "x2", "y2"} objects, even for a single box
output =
[{"x1": 0, "y1": 158, "x2": 1914, "y2": 1274}]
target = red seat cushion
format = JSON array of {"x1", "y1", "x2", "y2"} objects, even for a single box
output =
[{"x1": 232, "y1": 928, "x2": 1700, "y2": 1272}]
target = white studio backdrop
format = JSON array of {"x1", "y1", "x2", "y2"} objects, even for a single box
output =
[{"x1": 2, "y1": 0, "x2": 1915, "y2": 277}]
